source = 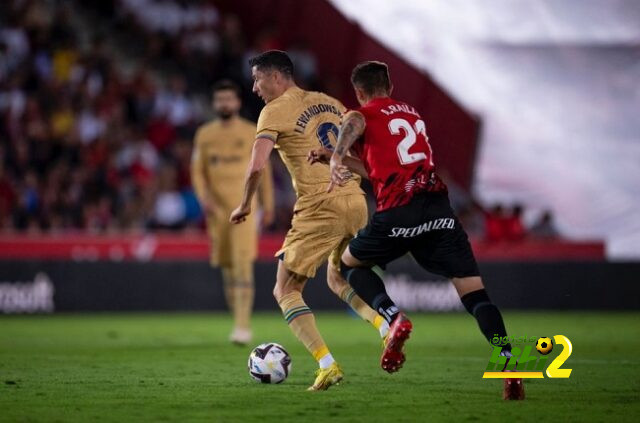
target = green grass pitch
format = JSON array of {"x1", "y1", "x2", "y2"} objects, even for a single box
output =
[{"x1": 2, "y1": 311, "x2": 639, "y2": 422}]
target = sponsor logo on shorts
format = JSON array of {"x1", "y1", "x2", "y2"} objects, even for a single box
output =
[{"x1": 389, "y1": 218, "x2": 455, "y2": 238}]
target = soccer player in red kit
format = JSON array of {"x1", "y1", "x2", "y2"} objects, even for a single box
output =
[{"x1": 311, "y1": 61, "x2": 524, "y2": 400}]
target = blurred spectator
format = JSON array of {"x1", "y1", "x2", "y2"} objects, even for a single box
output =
[
  {"x1": 504, "y1": 204, "x2": 526, "y2": 241},
  {"x1": 485, "y1": 204, "x2": 506, "y2": 242},
  {"x1": 458, "y1": 203, "x2": 485, "y2": 238},
  {"x1": 485, "y1": 203, "x2": 528, "y2": 242},
  {"x1": 115, "y1": 127, "x2": 159, "y2": 187},
  {"x1": 1, "y1": 15, "x2": 30, "y2": 67},
  {"x1": 13, "y1": 169, "x2": 40, "y2": 230},
  {"x1": 437, "y1": 168, "x2": 485, "y2": 238},
  {"x1": 125, "y1": 68, "x2": 156, "y2": 126},
  {"x1": 84, "y1": 195, "x2": 114, "y2": 233},
  {"x1": 438, "y1": 168, "x2": 471, "y2": 213},
  {"x1": 530, "y1": 210, "x2": 559, "y2": 239},
  {"x1": 0, "y1": 162, "x2": 16, "y2": 227},
  {"x1": 288, "y1": 40, "x2": 319, "y2": 89},
  {"x1": 75, "y1": 100, "x2": 106, "y2": 145},
  {"x1": 242, "y1": 27, "x2": 283, "y2": 81},
  {"x1": 0, "y1": 0, "x2": 358, "y2": 236},
  {"x1": 153, "y1": 75, "x2": 195, "y2": 132},
  {"x1": 149, "y1": 163, "x2": 185, "y2": 230}
]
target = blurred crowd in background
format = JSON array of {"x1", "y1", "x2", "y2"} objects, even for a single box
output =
[{"x1": 0, "y1": 0, "x2": 559, "y2": 241}]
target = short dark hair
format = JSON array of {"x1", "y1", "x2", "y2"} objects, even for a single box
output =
[
  {"x1": 351, "y1": 61, "x2": 391, "y2": 95},
  {"x1": 212, "y1": 79, "x2": 241, "y2": 97},
  {"x1": 248, "y1": 50, "x2": 294, "y2": 78}
]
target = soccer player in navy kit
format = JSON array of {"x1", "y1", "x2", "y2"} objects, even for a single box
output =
[{"x1": 310, "y1": 61, "x2": 524, "y2": 399}]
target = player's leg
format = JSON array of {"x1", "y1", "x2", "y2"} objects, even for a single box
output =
[
  {"x1": 339, "y1": 207, "x2": 408, "y2": 325},
  {"x1": 340, "y1": 248, "x2": 400, "y2": 323},
  {"x1": 273, "y1": 259, "x2": 342, "y2": 390},
  {"x1": 341, "y1": 247, "x2": 413, "y2": 373},
  {"x1": 410, "y1": 192, "x2": 524, "y2": 399},
  {"x1": 410, "y1": 213, "x2": 513, "y2": 354},
  {"x1": 208, "y1": 216, "x2": 240, "y2": 341},
  {"x1": 451, "y1": 276, "x2": 511, "y2": 352},
  {"x1": 226, "y1": 262, "x2": 254, "y2": 344},
  {"x1": 227, "y1": 220, "x2": 257, "y2": 344},
  {"x1": 275, "y1": 196, "x2": 377, "y2": 388},
  {"x1": 220, "y1": 267, "x2": 235, "y2": 313},
  {"x1": 328, "y1": 194, "x2": 388, "y2": 336},
  {"x1": 208, "y1": 217, "x2": 234, "y2": 310},
  {"x1": 230, "y1": 261, "x2": 254, "y2": 331},
  {"x1": 452, "y1": 276, "x2": 523, "y2": 400},
  {"x1": 326, "y1": 259, "x2": 389, "y2": 338},
  {"x1": 337, "y1": 204, "x2": 414, "y2": 373}
]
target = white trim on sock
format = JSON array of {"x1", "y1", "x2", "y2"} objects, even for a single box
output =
[
  {"x1": 379, "y1": 320, "x2": 390, "y2": 338},
  {"x1": 318, "y1": 353, "x2": 335, "y2": 369}
]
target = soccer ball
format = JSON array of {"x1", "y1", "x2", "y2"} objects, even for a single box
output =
[
  {"x1": 248, "y1": 343, "x2": 292, "y2": 384},
  {"x1": 536, "y1": 337, "x2": 554, "y2": 355}
]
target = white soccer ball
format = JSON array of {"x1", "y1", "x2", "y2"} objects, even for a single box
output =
[{"x1": 248, "y1": 342, "x2": 292, "y2": 384}]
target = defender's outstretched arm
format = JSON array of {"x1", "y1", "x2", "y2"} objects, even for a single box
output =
[{"x1": 328, "y1": 111, "x2": 366, "y2": 192}]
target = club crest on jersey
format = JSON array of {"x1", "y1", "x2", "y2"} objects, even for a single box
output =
[{"x1": 389, "y1": 218, "x2": 455, "y2": 238}]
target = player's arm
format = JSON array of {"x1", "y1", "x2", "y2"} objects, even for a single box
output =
[
  {"x1": 307, "y1": 148, "x2": 369, "y2": 179},
  {"x1": 343, "y1": 155, "x2": 368, "y2": 179},
  {"x1": 257, "y1": 158, "x2": 275, "y2": 227},
  {"x1": 328, "y1": 111, "x2": 366, "y2": 192},
  {"x1": 230, "y1": 137, "x2": 275, "y2": 224},
  {"x1": 190, "y1": 132, "x2": 216, "y2": 215}
]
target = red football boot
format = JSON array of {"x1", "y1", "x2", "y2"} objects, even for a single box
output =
[
  {"x1": 381, "y1": 313, "x2": 413, "y2": 373},
  {"x1": 503, "y1": 372, "x2": 525, "y2": 400},
  {"x1": 502, "y1": 356, "x2": 525, "y2": 400}
]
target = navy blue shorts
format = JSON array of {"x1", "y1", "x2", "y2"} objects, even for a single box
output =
[{"x1": 349, "y1": 192, "x2": 480, "y2": 279}]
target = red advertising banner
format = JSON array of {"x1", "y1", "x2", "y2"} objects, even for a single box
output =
[{"x1": 0, "y1": 234, "x2": 604, "y2": 262}]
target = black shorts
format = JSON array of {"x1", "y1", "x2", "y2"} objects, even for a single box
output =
[{"x1": 349, "y1": 191, "x2": 480, "y2": 279}]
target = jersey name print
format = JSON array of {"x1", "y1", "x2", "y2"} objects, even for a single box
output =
[{"x1": 352, "y1": 97, "x2": 447, "y2": 211}]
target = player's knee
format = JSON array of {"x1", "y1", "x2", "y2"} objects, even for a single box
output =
[
  {"x1": 273, "y1": 275, "x2": 304, "y2": 302},
  {"x1": 452, "y1": 276, "x2": 485, "y2": 298},
  {"x1": 340, "y1": 248, "x2": 362, "y2": 275},
  {"x1": 272, "y1": 285, "x2": 284, "y2": 302},
  {"x1": 232, "y1": 264, "x2": 253, "y2": 287},
  {"x1": 272, "y1": 283, "x2": 288, "y2": 302},
  {"x1": 326, "y1": 265, "x2": 348, "y2": 295}
]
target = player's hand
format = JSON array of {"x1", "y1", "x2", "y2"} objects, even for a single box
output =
[
  {"x1": 327, "y1": 155, "x2": 350, "y2": 193},
  {"x1": 261, "y1": 209, "x2": 275, "y2": 228},
  {"x1": 307, "y1": 148, "x2": 332, "y2": 165},
  {"x1": 230, "y1": 204, "x2": 251, "y2": 224}
]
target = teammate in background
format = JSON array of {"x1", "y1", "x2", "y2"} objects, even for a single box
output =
[
  {"x1": 230, "y1": 51, "x2": 389, "y2": 391},
  {"x1": 312, "y1": 61, "x2": 524, "y2": 399},
  {"x1": 191, "y1": 79, "x2": 275, "y2": 345}
]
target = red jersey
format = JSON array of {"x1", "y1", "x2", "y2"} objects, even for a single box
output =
[{"x1": 352, "y1": 97, "x2": 447, "y2": 211}]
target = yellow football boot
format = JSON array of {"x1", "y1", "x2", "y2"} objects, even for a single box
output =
[{"x1": 307, "y1": 362, "x2": 343, "y2": 391}]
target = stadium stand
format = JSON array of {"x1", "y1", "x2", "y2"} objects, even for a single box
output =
[{"x1": 0, "y1": 0, "x2": 603, "y2": 259}]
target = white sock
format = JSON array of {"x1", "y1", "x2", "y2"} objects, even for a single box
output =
[
  {"x1": 318, "y1": 353, "x2": 335, "y2": 369},
  {"x1": 379, "y1": 320, "x2": 390, "y2": 338}
]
